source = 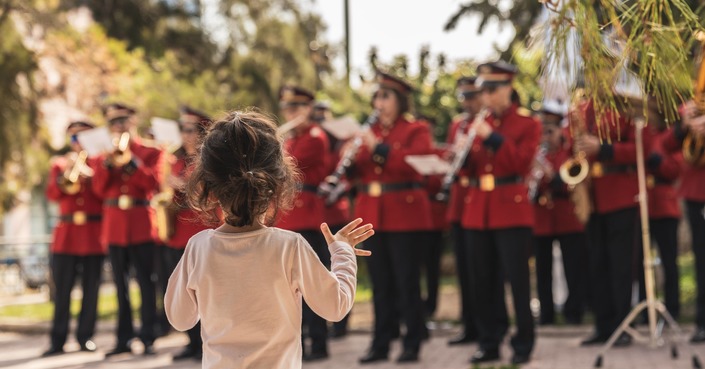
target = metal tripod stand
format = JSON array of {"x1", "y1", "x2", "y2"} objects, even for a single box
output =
[{"x1": 593, "y1": 118, "x2": 702, "y2": 368}]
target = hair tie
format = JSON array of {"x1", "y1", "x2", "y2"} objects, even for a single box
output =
[{"x1": 246, "y1": 171, "x2": 254, "y2": 178}]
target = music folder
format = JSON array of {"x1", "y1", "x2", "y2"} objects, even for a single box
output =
[
  {"x1": 404, "y1": 154, "x2": 451, "y2": 176},
  {"x1": 76, "y1": 127, "x2": 114, "y2": 157},
  {"x1": 321, "y1": 115, "x2": 362, "y2": 140},
  {"x1": 151, "y1": 117, "x2": 183, "y2": 149}
]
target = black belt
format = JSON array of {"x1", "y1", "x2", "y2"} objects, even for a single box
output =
[
  {"x1": 59, "y1": 213, "x2": 102, "y2": 224},
  {"x1": 468, "y1": 175, "x2": 523, "y2": 187},
  {"x1": 357, "y1": 182, "x2": 422, "y2": 197},
  {"x1": 298, "y1": 184, "x2": 319, "y2": 193},
  {"x1": 593, "y1": 163, "x2": 637, "y2": 176}
]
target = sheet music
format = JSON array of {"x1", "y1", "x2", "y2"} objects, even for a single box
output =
[
  {"x1": 76, "y1": 127, "x2": 114, "y2": 157},
  {"x1": 321, "y1": 115, "x2": 362, "y2": 140},
  {"x1": 151, "y1": 117, "x2": 183, "y2": 149}
]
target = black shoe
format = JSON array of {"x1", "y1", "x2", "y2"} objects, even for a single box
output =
[
  {"x1": 79, "y1": 340, "x2": 97, "y2": 352},
  {"x1": 447, "y1": 332, "x2": 476, "y2": 345},
  {"x1": 396, "y1": 349, "x2": 418, "y2": 363},
  {"x1": 470, "y1": 348, "x2": 500, "y2": 363},
  {"x1": 691, "y1": 327, "x2": 705, "y2": 343},
  {"x1": 359, "y1": 349, "x2": 388, "y2": 364},
  {"x1": 613, "y1": 333, "x2": 632, "y2": 347},
  {"x1": 302, "y1": 351, "x2": 328, "y2": 362},
  {"x1": 580, "y1": 333, "x2": 608, "y2": 346},
  {"x1": 142, "y1": 343, "x2": 156, "y2": 356},
  {"x1": 511, "y1": 353, "x2": 531, "y2": 365},
  {"x1": 173, "y1": 346, "x2": 199, "y2": 361},
  {"x1": 40, "y1": 346, "x2": 64, "y2": 357}
]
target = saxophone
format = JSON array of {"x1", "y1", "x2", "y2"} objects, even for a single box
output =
[
  {"x1": 151, "y1": 149, "x2": 179, "y2": 242},
  {"x1": 559, "y1": 97, "x2": 593, "y2": 224},
  {"x1": 682, "y1": 39, "x2": 705, "y2": 166}
]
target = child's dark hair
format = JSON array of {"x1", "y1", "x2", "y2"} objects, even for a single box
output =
[{"x1": 186, "y1": 110, "x2": 300, "y2": 227}]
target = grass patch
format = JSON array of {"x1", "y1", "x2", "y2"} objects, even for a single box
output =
[{"x1": 0, "y1": 287, "x2": 142, "y2": 321}]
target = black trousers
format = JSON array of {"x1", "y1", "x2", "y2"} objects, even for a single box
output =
[
  {"x1": 421, "y1": 230, "x2": 443, "y2": 318},
  {"x1": 587, "y1": 207, "x2": 639, "y2": 337},
  {"x1": 49, "y1": 253, "x2": 103, "y2": 349},
  {"x1": 465, "y1": 227, "x2": 534, "y2": 356},
  {"x1": 636, "y1": 217, "x2": 681, "y2": 321},
  {"x1": 365, "y1": 231, "x2": 426, "y2": 353},
  {"x1": 299, "y1": 230, "x2": 330, "y2": 354},
  {"x1": 686, "y1": 201, "x2": 705, "y2": 328},
  {"x1": 108, "y1": 243, "x2": 157, "y2": 346},
  {"x1": 328, "y1": 224, "x2": 350, "y2": 336},
  {"x1": 161, "y1": 246, "x2": 202, "y2": 350},
  {"x1": 450, "y1": 223, "x2": 477, "y2": 337},
  {"x1": 535, "y1": 232, "x2": 588, "y2": 324}
]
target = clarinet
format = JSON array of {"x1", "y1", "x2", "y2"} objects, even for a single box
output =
[
  {"x1": 434, "y1": 108, "x2": 487, "y2": 202},
  {"x1": 317, "y1": 110, "x2": 379, "y2": 205}
]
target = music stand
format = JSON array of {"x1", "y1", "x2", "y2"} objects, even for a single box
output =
[{"x1": 593, "y1": 118, "x2": 703, "y2": 369}]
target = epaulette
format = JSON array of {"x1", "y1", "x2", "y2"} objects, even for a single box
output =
[
  {"x1": 517, "y1": 107, "x2": 533, "y2": 118},
  {"x1": 403, "y1": 112, "x2": 416, "y2": 122}
]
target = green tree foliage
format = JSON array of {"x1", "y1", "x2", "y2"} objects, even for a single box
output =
[{"x1": 0, "y1": 2, "x2": 45, "y2": 214}]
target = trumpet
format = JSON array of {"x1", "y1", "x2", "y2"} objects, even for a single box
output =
[
  {"x1": 434, "y1": 108, "x2": 487, "y2": 202},
  {"x1": 110, "y1": 132, "x2": 132, "y2": 167},
  {"x1": 277, "y1": 115, "x2": 306, "y2": 137},
  {"x1": 59, "y1": 150, "x2": 93, "y2": 195},
  {"x1": 559, "y1": 99, "x2": 592, "y2": 224},
  {"x1": 318, "y1": 110, "x2": 379, "y2": 205}
]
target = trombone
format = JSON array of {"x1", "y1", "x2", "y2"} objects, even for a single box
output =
[{"x1": 109, "y1": 132, "x2": 132, "y2": 167}]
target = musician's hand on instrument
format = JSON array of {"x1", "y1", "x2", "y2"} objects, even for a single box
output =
[
  {"x1": 575, "y1": 134, "x2": 600, "y2": 156},
  {"x1": 475, "y1": 120, "x2": 493, "y2": 139},
  {"x1": 321, "y1": 219, "x2": 374, "y2": 257},
  {"x1": 361, "y1": 130, "x2": 377, "y2": 149}
]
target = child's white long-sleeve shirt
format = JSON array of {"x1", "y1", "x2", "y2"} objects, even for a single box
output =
[{"x1": 165, "y1": 227, "x2": 357, "y2": 369}]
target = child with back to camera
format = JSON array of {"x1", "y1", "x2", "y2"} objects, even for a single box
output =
[{"x1": 164, "y1": 110, "x2": 373, "y2": 369}]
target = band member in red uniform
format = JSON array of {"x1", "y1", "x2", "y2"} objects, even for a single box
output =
[
  {"x1": 531, "y1": 105, "x2": 588, "y2": 325},
  {"x1": 312, "y1": 101, "x2": 353, "y2": 339},
  {"x1": 637, "y1": 122, "x2": 682, "y2": 322},
  {"x1": 662, "y1": 100, "x2": 705, "y2": 343},
  {"x1": 275, "y1": 86, "x2": 332, "y2": 361},
  {"x1": 353, "y1": 71, "x2": 433, "y2": 364},
  {"x1": 93, "y1": 103, "x2": 163, "y2": 356},
  {"x1": 42, "y1": 121, "x2": 105, "y2": 357},
  {"x1": 159, "y1": 106, "x2": 216, "y2": 361},
  {"x1": 577, "y1": 98, "x2": 653, "y2": 347},
  {"x1": 461, "y1": 61, "x2": 539, "y2": 365}
]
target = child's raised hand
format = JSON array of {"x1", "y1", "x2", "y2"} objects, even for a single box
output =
[{"x1": 320, "y1": 218, "x2": 374, "y2": 257}]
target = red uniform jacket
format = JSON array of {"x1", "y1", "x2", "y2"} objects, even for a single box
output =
[
  {"x1": 321, "y1": 129, "x2": 351, "y2": 227},
  {"x1": 646, "y1": 128, "x2": 681, "y2": 219},
  {"x1": 166, "y1": 152, "x2": 215, "y2": 248},
  {"x1": 93, "y1": 138, "x2": 163, "y2": 246},
  {"x1": 662, "y1": 120, "x2": 705, "y2": 202},
  {"x1": 276, "y1": 124, "x2": 329, "y2": 231},
  {"x1": 46, "y1": 157, "x2": 105, "y2": 256},
  {"x1": 579, "y1": 101, "x2": 653, "y2": 214},
  {"x1": 533, "y1": 147, "x2": 585, "y2": 236},
  {"x1": 351, "y1": 116, "x2": 434, "y2": 232},
  {"x1": 461, "y1": 104, "x2": 541, "y2": 230},
  {"x1": 445, "y1": 114, "x2": 472, "y2": 224}
]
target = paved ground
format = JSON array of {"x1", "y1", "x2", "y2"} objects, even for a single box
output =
[{"x1": 1, "y1": 285, "x2": 703, "y2": 369}]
